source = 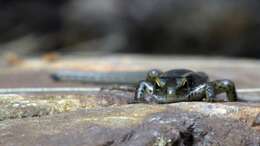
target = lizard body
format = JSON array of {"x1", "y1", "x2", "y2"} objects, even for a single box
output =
[{"x1": 135, "y1": 69, "x2": 237, "y2": 103}]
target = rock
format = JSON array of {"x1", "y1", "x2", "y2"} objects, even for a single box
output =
[
  {"x1": 0, "y1": 103, "x2": 259, "y2": 146},
  {"x1": 253, "y1": 113, "x2": 260, "y2": 129},
  {"x1": 0, "y1": 90, "x2": 134, "y2": 121}
]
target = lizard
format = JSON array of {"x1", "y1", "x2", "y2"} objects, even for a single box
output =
[{"x1": 51, "y1": 69, "x2": 260, "y2": 103}]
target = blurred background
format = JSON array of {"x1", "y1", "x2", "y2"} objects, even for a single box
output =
[{"x1": 0, "y1": 0, "x2": 260, "y2": 58}]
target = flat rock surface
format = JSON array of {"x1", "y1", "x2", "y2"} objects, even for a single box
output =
[{"x1": 0, "y1": 55, "x2": 259, "y2": 146}]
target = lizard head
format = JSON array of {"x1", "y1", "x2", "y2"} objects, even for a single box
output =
[
  {"x1": 147, "y1": 69, "x2": 166, "y2": 88},
  {"x1": 147, "y1": 69, "x2": 162, "y2": 81}
]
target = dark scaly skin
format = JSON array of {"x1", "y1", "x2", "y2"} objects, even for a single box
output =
[{"x1": 135, "y1": 69, "x2": 237, "y2": 103}]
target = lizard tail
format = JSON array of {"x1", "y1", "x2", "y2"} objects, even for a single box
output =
[
  {"x1": 51, "y1": 70, "x2": 147, "y2": 84},
  {"x1": 236, "y1": 88, "x2": 260, "y2": 102}
]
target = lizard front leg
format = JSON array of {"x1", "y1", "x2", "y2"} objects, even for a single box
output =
[
  {"x1": 135, "y1": 80, "x2": 155, "y2": 102},
  {"x1": 210, "y1": 79, "x2": 237, "y2": 101},
  {"x1": 200, "y1": 80, "x2": 237, "y2": 102}
]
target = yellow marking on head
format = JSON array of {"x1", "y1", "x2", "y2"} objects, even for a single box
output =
[{"x1": 155, "y1": 77, "x2": 165, "y2": 88}]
